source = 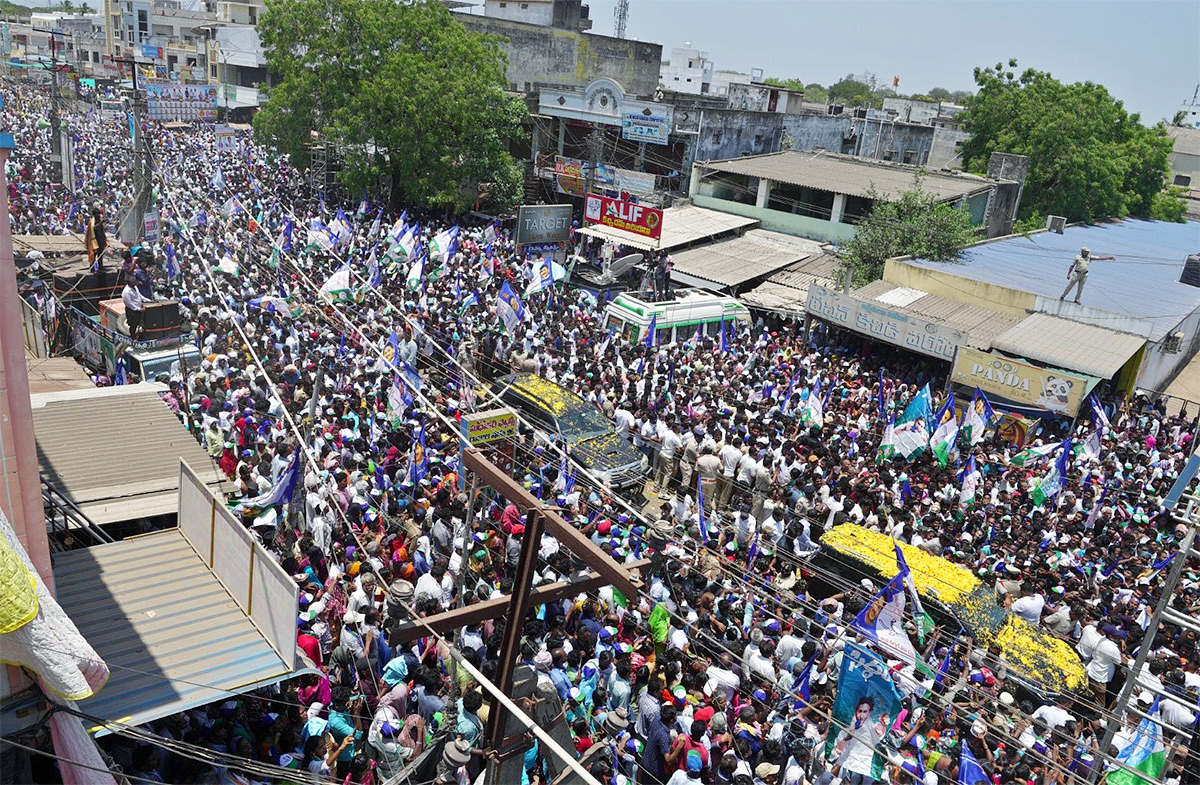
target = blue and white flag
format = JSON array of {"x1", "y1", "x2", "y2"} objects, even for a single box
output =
[
  {"x1": 644, "y1": 314, "x2": 657, "y2": 347},
  {"x1": 497, "y1": 282, "x2": 526, "y2": 334},
  {"x1": 368, "y1": 209, "x2": 382, "y2": 241},
  {"x1": 164, "y1": 240, "x2": 177, "y2": 280},
  {"x1": 1031, "y1": 439, "x2": 1073, "y2": 507},
  {"x1": 959, "y1": 454, "x2": 981, "y2": 504},
  {"x1": 829, "y1": 643, "x2": 905, "y2": 781},
  {"x1": 307, "y1": 220, "x2": 337, "y2": 253},
  {"x1": 247, "y1": 295, "x2": 293, "y2": 318},
  {"x1": 238, "y1": 450, "x2": 301, "y2": 516},
  {"x1": 209, "y1": 167, "x2": 226, "y2": 191},
  {"x1": 525, "y1": 256, "x2": 566, "y2": 297},
  {"x1": 719, "y1": 319, "x2": 729, "y2": 353},
  {"x1": 893, "y1": 384, "x2": 933, "y2": 459},
  {"x1": 696, "y1": 474, "x2": 709, "y2": 543},
  {"x1": 958, "y1": 743, "x2": 990, "y2": 785},
  {"x1": 331, "y1": 208, "x2": 353, "y2": 245},
  {"x1": 409, "y1": 421, "x2": 430, "y2": 484},
  {"x1": 851, "y1": 564, "x2": 918, "y2": 664},
  {"x1": 113, "y1": 355, "x2": 127, "y2": 386},
  {"x1": 274, "y1": 218, "x2": 293, "y2": 252},
  {"x1": 366, "y1": 245, "x2": 381, "y2": 289}
]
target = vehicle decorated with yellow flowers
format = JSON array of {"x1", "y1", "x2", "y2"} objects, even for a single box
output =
[
  {"x1": 819, "y1": 523, "x2": 1087, "y2": 697},
  {"x1": 494, "y1": 373, "x2": 648, "y2": 490}
]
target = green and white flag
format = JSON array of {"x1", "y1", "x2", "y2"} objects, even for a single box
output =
[
  {"x1": 406, "y1": 254, "x2": 424, "y2": 291},
  {"x1": 1030, "y1": 439, "x2": 1072, "y2": 507},
  {"x1": 212, "y1": 251, "x2": 239, "y2": 277},
  {"x1": 893, "y1": 384, "x2": 932, "y2": 459},
  {"x1": 876, "y1": 414, "x2": 896, "y2": 464},
  {"x1": 1009, "y1": 441, "x2": 1059, "y2": 467},
  {"x1": 1107, "y1": 696, "x2": 1166, "y2": 785},
  {"x1": 960, "y1": 387, "x2": 995, "y2": 447},
  {"x1": 319, "y1": 266, "x2": 354, "y2": 303},
  {"x1": 929, "y1": 393, "x2": 958, "y2": 467}
]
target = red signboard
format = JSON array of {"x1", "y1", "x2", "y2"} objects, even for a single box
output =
[{"x1": 584, "y1": 193, "x2": 663, "y2": 241}]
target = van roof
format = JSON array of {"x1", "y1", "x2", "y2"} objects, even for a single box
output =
[{"x1": 127, "y1": 343, "x2": 200, "y2": 361}]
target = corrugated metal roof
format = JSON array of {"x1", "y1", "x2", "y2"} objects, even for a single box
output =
[
  {"x1": 52, "y1": 530, "x2": 293, "y2": 734},
  {"x1": 576, "y1": 203, "x2": 757, "y2": 251},
  {"x1": 739, "y1": 252, "x2": 842, "y2": 313},
  {"x1": 668, "y1": 228, "x2": 825, "y2": 288},
  {"x1": 32, "y1": 385, "x2": 226, "y2": 524},
  {"x1": 700, "y1": 151, "x2": 1000, "y2": 201},
  {"x1": 26, "y1": 355, "x2": 95, "y2": 395},
  {"x1": 853, "y1": 280, "x2": 1019, "y2": 349},
  {"x1": 992, "y1": 314, "x2": 1146, "y2": 379},
  {"x1": 903, "y1": 220, "x2": 1200, "y2": 342}
]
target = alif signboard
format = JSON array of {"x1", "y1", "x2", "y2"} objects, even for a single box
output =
[
  {"x1": 584, "y1": 193, "x2": 663, "y2": 241},
  {"x1": 951, "y1": 346, "x2": 1093, "y2": 416},
  {"x1": 515, "y1": 204, "x2": 573, "y2": 247}
]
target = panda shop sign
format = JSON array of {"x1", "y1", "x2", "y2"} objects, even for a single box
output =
[{"x1": 951, "y1": 347, "x2": 1092, "y2": 416}]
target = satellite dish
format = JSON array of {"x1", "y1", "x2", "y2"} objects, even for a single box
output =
[{"x1": 605, "y1": 253, "x2": 643, "y2": 281}]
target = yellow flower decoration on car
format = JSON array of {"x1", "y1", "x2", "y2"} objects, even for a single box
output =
[{"x1": 821, "y1": 524, "x2": 980, "y2": 602}]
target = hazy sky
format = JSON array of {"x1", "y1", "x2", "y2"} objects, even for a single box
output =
[{"x1": 584, "y1": 0, "x2": 1200, "y2": 123}]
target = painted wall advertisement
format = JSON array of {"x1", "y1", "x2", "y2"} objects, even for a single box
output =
[
  {"x1": 951, "y1": 346, "x2": 1092, "y2": 416},
  {"x1": 145, "y1": 82, "x2": 218, "y2": 123},
  {"x1": 515, "y1": 204, "x2": 573, "y2": 246},
  {"x1": 805, "y1": 285, "x2": 965, "y2": 361},
  {"x1": 584, "y1": 194, "x2": 663, "y2": 241},
  {"x1": 552, "y1": 156, "x2": 656, "y2": 198},
  {"x1": 621, "y1": 108, "x2": 672, "y2": 145},
  {"x1": 143, "y1": 210, "x2": 160, "y2": 243}
]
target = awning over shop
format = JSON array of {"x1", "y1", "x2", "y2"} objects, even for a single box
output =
[
  {"x1": 32, "y1": 385, "x2": 226, "y2": 525},
  {"x1": 992, "y1": 313, "x2": 1146, "y2": 380},
  {"x1": 51, "y1": 463, "x2": 304, "y2": 735},
  {"x1": 668, "y1": 229, "x2": 824, "y2": 290},
  {"x1": 575, "y1": 204, "x2": 757, "y2": 252}
]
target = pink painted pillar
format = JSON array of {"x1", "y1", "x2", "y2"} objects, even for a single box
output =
[{"x1": 0, "y1": 132, "x2": 52, "y2": 590}]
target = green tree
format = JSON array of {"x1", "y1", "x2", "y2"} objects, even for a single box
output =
[
  {"x1": 842, "y1": 184, "x2": 977, "y2": 285},
  {"x1": 959, "y1": 60, "x2": 1174, "y2": 224},
  {"x1": 927, "y1": 87, "x2": 952, "y2": 101},
  {"x1": 255, "y1": 0, "x2": 526, "y2": 212},
  {"x1": 1150, "y1": 186, "x2": 1187, "y2": 223},
  {"x1": 828, "y1": 75, "x2": 877, "y2": 107},
  {"x1": 804, "y1": 83, "x2": 829, "y2": 103}
]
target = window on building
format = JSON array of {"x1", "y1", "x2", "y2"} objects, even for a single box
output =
[
  {"x1": 1163, "y1": 333, "x2": 1184, "y2": 353},
  {"x1": 520, "y1": 2, "x2": 528, "y2": 7},
  {"x1": 753, "y1": 133, "x2": 763, "y2": 147},
  {"x1": 686, "y1": 78, "x2": 691, "y2": 83},
  {"x1": 499, "y1": 1, "x2": 506, "y2": 6},
  {"x1": 92, "y1": 51, "x2": 99, "y2": 62},
  {"x1": 903, "y1": 150, "x2": 916, "y2": 164},
  {"x1": 711, "y1": 131, "x2": 722, "y2": 144},
  {"x1": 1174, "y1": 174, "x2": 1192, "y2": 187}
]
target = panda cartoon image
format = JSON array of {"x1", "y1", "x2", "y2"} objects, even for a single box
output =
[{"x1": 1036, "y1": 376, "x2": 1074, "y2": 412}]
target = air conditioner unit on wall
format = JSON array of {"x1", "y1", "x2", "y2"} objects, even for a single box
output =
[{"x1": 1045, "y1": 215, "x2": 1066, "y2": 234}]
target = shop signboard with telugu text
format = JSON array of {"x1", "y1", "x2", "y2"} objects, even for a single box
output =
[
  {"x1": 515, "y1": 204, "x2": 572, "y2": 247},
  {"x1": 584, "y1": 194, "x2": 662, "y2": 241},
  {"x1": 950, "y1": 346, "x2": 1092, "y2": 416},
  {"x1": 463, "y1": 408, "x2": 518, "y2": 446},
  {"x1": 805, "y1": 285, "x2": 964, "y2": 361},
  {"x1": 621, "y1": 107, "x2": 672, "y2": 145}
]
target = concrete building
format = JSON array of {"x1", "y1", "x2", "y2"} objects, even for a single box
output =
[
  {"x1": 1168, "y1": 126, "x2": 1200, "y2": 189},
  {"x1": 1177, "y1": 88, "x2": 1200, "y2": 129},
  {"x1": 882, "y1": 220, "x2": 1200, "y2": 395},
  {"x1": 689, "y1": 150, "x2": 1021, "y2": 244},
  {"x1": 693, "y1": 109, "x2": 972, "y2": 172},
  {"x1": 456, "y1": 10, "x2": 660, "y2": 97},
  {"x1": 660, "y1": 44, "x2": 713, "y2": 95},
  {"x1": 880, "y1": 97, "x2": 965, "y2": 128},
  {"x1": 481, "y1": 0, "x2": 592, "y2": 30}
]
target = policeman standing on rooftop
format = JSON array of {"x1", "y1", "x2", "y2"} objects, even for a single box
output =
[{"x1": 1060, "y1": 246, "x2": 1115, "y2": 304}]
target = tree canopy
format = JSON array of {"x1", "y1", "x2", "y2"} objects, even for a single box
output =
[
  {"x1": 959, "y1": 60, "x2": 1178, "y2": 224},
  {"x1": 255, "y1": 0, "x2": 526, "y2": 212},
  {"x1": 842, "y1": 184, "x2": 977, "y2": 286}
]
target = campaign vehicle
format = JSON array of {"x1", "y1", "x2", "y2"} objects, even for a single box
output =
[
  {"x1": 603, "y1": 289, "x2": 750, "y2": 346},
  {"x1": 494, "y1": 373, "x2": 647, "y2": 490}
]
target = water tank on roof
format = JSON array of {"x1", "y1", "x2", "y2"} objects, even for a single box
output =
[{"x1": 1181, "y1": 254, "x2": 1200, "y2": 288}]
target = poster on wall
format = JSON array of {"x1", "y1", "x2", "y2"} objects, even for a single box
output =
[
  {"x1": 145, "y1": 81, "x2": 218, "y2": 123},
  {"x1": 621, "y1": 108, "x2": 672, "y2": 145}
]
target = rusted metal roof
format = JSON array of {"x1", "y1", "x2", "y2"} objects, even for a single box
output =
[
  {"x1": 992, "y1": 313, "x2": 1146, "y2": 380},
  {"x1": 700, "y1": 150, "x2": 1000, "y2": 201}
]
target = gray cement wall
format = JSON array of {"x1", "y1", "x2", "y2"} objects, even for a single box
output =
[{"x1": 457, "y1": 14, "x2": 663, "y2": 97}]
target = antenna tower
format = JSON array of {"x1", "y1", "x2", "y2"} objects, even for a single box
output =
[{"x1": 613, "y1": 0, "x2": 629, "y2": 39}]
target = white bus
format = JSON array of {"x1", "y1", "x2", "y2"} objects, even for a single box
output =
[{"x1": 603, "y1": 289, "x2": 751, "y2": 346}]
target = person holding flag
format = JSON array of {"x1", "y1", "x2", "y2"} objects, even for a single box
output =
[
  {"x1": 1031, "y1": 439, "x2": 1073, "y2": 507},
  {"x1": 928, "y1": 393, "x2": 958, "y2": 467},
  {"x1": 960, "y1": 387, "x2": 994, "y2": 446}
]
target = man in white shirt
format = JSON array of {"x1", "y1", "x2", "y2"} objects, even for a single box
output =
[
  {"x1": 717, "y1": 437, "x2": 744, "y2": 512},
  {"x1": 1088, "y1": 624, "x2": 1125, "y2": 707},
  {"x1": 613, "y1": 403, "x2": 635, "y2": 440},
  {"x1": 122, "y1": 278, "x2": 146, "y2": 339},
  {"x1": 1032, "y1": 695, "x2": 1077, "y2": 732},
  {"x1": 656, "y1": 418, "x2": 682, "y2": 498},
  {"x1": 1011, "y1": 583, "x2": 1046, "y2": 626}
]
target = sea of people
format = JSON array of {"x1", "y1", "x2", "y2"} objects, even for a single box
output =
[{"x1": 8, "y1": 76, "x2": 1200, "y2": 785}]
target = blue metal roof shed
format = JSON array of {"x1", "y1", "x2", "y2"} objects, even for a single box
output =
[{"x1": 904, "y1": 219, "x2": 1200, "y2": 343}]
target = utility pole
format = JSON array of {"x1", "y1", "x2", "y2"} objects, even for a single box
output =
[
  {"x1": 46, "y1": 30, "x2": 63, "y2": 189},
  {"x1": 112, "y1": 56, "x2": 153, "y2": 245},
  {"x1": 582, "y1": 126, "x2": 604, "y2": 200}
]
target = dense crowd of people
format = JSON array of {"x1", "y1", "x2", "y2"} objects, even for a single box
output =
[{"x1": 9, "y1": 76, "x2": 1199, "y2": 785}]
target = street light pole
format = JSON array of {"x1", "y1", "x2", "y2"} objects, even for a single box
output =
[
  {"x1": 112, "y1": 55, "x2": 153, "y2": 244},
  {"x1": 47, "y1": 30, "x2": 63, "y2": 188}
]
